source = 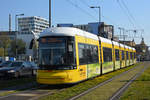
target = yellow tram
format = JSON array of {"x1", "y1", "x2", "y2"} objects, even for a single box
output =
[{"x1": 36, "y1": 27, "x2": 136, "y2": 84}]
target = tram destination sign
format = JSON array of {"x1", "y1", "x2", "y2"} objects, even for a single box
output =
[{"x1": 40, "y1": 38, "x2": 64, "y2": 43}]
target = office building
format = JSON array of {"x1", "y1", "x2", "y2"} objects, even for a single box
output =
[{"x1": 18, "y1": 16, "x2": 49, "y2": 34}]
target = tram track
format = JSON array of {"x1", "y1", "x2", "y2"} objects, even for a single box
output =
[
  {"x1": 0, "y1": 82, "x2": 68, "y2": 100},
  {"x1": 69, "y1": 62, "x2": 148, "y2": 100},
  {"x1": 0, "y1": 84, "x2": 47, "y2": 100},
  {"x1": 0, "y1": 82, "x2": 37, "y2": 94},
  {"x1": 28, "y1": 88, "x2": 65, "y2": 100},
  {"x1": 109, "y1": 62, "x2": 149, "y2": 100}
]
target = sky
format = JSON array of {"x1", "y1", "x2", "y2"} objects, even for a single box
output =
[{"x1": 0, "y1": 0, "x2": 150, "y2": 45}]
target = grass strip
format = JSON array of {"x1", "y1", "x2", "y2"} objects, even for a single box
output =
[
  {"x1": 120, "y1": 62, "x2": 150, "y2": 100},
  {"x1": 40, "y1": 63, "x2": 141, "y2": 100}
]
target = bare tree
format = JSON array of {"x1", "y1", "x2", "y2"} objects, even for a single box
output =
[{"x1": 0, "y1": 33, "x2": 11, "y2": 56}]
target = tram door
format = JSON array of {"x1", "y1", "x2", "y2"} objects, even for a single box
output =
[{"x1": 86, "y1": 45, "x2": 100, "y2": 78}]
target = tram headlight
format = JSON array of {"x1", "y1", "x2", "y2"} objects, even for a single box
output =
[{"x1": 8, "y1": 70, "x2": 15, "y2": 73}]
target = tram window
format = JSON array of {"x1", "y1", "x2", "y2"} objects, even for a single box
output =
[
  {"x1": 115, "y1": 49, "x2": 120, "y2": 61},
  {"x1": 67, "y1": 43, "x2": 75, "y2": 65},
  {"x1": 87, "y1": 45, "x2": 99, "y2": 64},
  {"x1": 134, "y1": 53, "x2": 136, "y2": 58},
  {"x1": 39, "y1": 37, "x2": 76, "y2": 66},
  {"x1": 78, "y1": 44, "x2": 87, "y2": 64},
  {"x1": 126, "y1": 51, "x2": 129, "y2": 59},
  {"x1": 91, "y1": 46, "x2": 99, "y2": 63},
  {"x1": 122, "y1": 51, "x2": 125, "y2": 60},
  {"x1": 103, "y1": 47, "x2": 112, "y2": 62},
  {"x1": 78, "y1": 43, "x2": 99, "y2": 65},
  {"x1": 86, "y1": 45, "x2": 92, "y2": 63},
  {"x1": 130, "y1": 52, "x2": 132, "y2": 59}
]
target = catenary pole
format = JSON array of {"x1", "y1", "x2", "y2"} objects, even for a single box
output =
[{"x1": 49, "y1": 0, "x2": 51, "y2": 27}]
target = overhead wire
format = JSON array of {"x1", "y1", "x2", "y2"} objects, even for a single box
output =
[
  {"x1": 120, "y1": 0, "x2": 136, "y2": 23},
  {"x1": 66, "y1": 0, "x2": 135, "y2": 37},
  {"x1": 116, "y1": 0, "x2": 136, "y2": 29},
  {"x1": 65, "y1": 0, "x2": 98, "y2": 21},
  {"x1": 79, "y1": 0, "x2": 120, "y2": 28},
  {"x1": 78, "y1": 0, "x2": 123, "y2": 38},
  {"x1": 79, "y1": 0, "x2": 99, "y2": 15},
  {"x1": 102, "y1": 15, "x2": 120, "y2": 28},
  {"x1": 79, "y1": 0, "x2": 144, "y2": 39},
  {"x1": 120, "y1": 0, "x2": 142, "y2": 29},
  {"x1": 79, "y1": 0, "x2": 90, "y2": 7},
  {"x1": 117, "y1": 0, "x2": 144, "y2": 38}
]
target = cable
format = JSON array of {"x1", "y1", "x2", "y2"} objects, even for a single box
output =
[
  {"x1": 121, "y1": 0, "x2": 136, "y2": 22},
  {"x1": 120, "y1": 0, "x2": 142, "y2": 29},
  {"x1": 79, "y1": 0, "x2": 120, "y2": 28},
  {"x1": 79, "y1": 0, "x2": 99, "y2": 16},
  {"x1": 79, "y1": 0, "x2": 90, "y2": 7},
  {"x1": 118, "y1": 0, "x2": 145, "y2": 39},
  {"x1": 65, "y1": 0, "x2": 98, "y2": 21},
  {"x1": 116, "y1": 0, "x2": 136, "y2": 29}
]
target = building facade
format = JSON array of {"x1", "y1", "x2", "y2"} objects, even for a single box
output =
[
  {"x1": 18, "y1": 16, "x2": 49, "y2": 34},
  {"x1": 135, "y1": 38, "x2": 149, "y2": 61}
]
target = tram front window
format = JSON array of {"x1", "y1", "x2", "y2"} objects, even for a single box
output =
[
  {"x1": 40, "y1": 48, "x2": 66, "y2": 65},
  {"x1": 39, "y1": 37, "x2": 76, "y2": 70}
]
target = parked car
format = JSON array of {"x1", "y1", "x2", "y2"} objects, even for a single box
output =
[
  {"x1": 0, "y1": 57, "x2": 4, "y2": 64},
  {"x1": 25, "y1": 61, "x2": 39, "y2": 75},
  {"x1": 0, "y1": 61, "x2": 12, "y2": 68},
  {"x1": 0, "y1": 61, "x2": 34, "y2": 78}
]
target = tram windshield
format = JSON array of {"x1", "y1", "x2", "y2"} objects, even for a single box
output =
[{"x1": 39, "y1": 37, "x2": 76, "y2": 70}]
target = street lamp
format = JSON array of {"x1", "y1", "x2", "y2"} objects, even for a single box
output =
[
  {"x1": 49, "y1": 0, "x2": 51, "y2": 27},
  {"x1": 15, "y1": 13, "x2": 24, "y2": 59},
  {"x1": 15, "y1": 14, "x2": 24, "y2": 31},
  {"x1": 90, "y1": 6, "x2": 101, "y2": 23}
]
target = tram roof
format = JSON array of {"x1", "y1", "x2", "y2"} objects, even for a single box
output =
[
  {"x1": 99, "y1": 37, "x2": 112, "y2": 44},
  {"x1": 40, "y1": 27, "x2": 135, "y2": 50},
  {"x1": 129, "y1": 47, "x2": 132, "y2": 50},
  {"x1": 112, "y1": 41, "x2": 120, "y2": 46},
  {"x1": 40, "y1": 27, "x2": 116, "y2": 45},
  {"x1": 125, "y1": 45, "x2": 132, "y2": 49},
  {"x1": 119, "y1": 43, "x2": 124, "y2": 48},
  {"x1": 40, "y1": 27, "x2": 99, "y2": 40},
  {"x1": 124, "y1": 45, "x2": 128, "y2": 49}
]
